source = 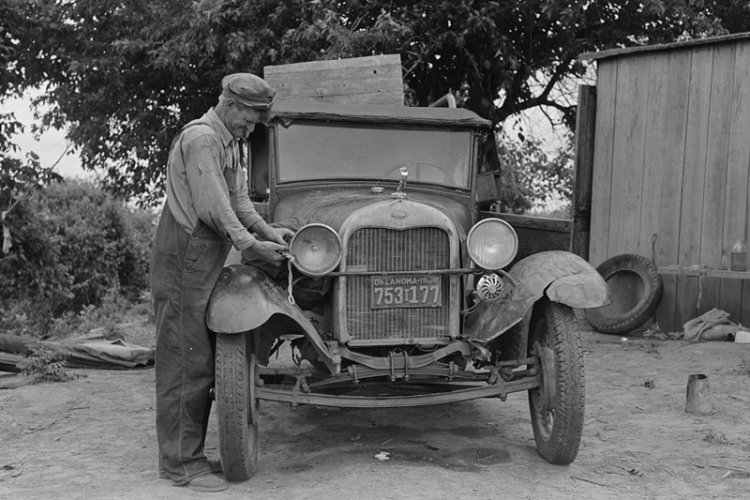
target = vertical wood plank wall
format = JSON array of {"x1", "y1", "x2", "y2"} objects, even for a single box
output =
[{"x1": 590, "y1": 41, "x2": 750, "y2": 332}]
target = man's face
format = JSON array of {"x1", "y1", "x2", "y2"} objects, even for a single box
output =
[{"x1": 226, "y1": 101, "x2": 270, "y2": 139}]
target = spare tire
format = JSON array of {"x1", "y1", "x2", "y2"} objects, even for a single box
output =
[{"x1": 584, "y1": 253, "x2": 663, "y2": 334}]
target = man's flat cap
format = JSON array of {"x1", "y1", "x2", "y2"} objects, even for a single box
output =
[{"x1": 221, "y1": 73, "x2": 276, "y2": 110}]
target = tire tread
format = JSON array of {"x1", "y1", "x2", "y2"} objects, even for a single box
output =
[
  {"x1": 529, "y1": 301, "x2": 585, "y2": 465},
  {"x1": 216, "y1": 333, "x2": 258, "y2": 481},
  {"x1": 585, "y1": 253, "x2": 663, "y2": 334}
]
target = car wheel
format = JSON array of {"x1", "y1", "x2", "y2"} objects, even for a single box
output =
[
  {"x1": 528, "y1": 299, "x2": 584, "y2": 465},
  {"x1": 584, "y1": 253, "x2": 663, "y2": 334},
  {"x1": 215, "y1": 332, "x2": 259, "y2": 481}
]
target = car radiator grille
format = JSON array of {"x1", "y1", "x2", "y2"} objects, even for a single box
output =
[{"x1": 345, "y1": 227, "x2": 451, "y2": 343}]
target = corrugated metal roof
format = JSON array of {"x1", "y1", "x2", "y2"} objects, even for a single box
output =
[
  {"x1": 270, "y1": 101, "x2": 493, "y2": 129},
  {"x1": 579, "y1": 31, "x2": 750, "y2": 62}
]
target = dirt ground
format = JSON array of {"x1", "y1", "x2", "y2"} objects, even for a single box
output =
[{"x1": 1, "y1": 321, "x2": 750, "y2": 500}]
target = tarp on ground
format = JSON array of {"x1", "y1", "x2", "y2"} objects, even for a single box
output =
[{"x1": 0, "y1": 333, "x2": 154, "y2": 371}]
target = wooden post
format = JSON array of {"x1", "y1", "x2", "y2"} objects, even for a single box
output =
[{"x1": 571, "y1": 85, "x2": 597, "y2": 260}]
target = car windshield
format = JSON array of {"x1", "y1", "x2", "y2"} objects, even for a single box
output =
[{"x1": 276, "y1": 122, "x2": 474, "y2": 189}]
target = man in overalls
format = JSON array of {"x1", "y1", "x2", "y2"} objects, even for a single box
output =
[{"x1": 151, "y1": 73, "x2": 293, "y2": 492}]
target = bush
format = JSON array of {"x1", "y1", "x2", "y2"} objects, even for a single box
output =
[
  {"x1": 0, "y1": 179, "x2": 155, "y2": 335},
  {"x1": 18, "y1": 341, "x2": 83, "y2": 383},
  {"x1": 495, "y1": 130, "x2": 574, "y2": 214}
]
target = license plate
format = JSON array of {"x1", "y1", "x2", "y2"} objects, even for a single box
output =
[{"x1": 371, "y1": 275, "x2": 441, "y2": 309}]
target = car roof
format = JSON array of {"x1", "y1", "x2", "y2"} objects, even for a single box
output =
[{"x1": 270, "y1": 101, "x2": 493, "y2": 129}]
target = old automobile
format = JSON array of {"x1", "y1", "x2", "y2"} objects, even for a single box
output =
[{"x1": 206, "y1": 101, "x2": 609, "y2": 481}]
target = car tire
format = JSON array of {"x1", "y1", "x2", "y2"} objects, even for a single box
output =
[
  {"x1": 215, "y1": 332, "x2": 259, "y2": 481},
  {"x1": 584, "y1": 253, "x2": 663, "y2": 334},
  {"x1": 528, "y1": 299, "x2": 584, "y2": 465}
]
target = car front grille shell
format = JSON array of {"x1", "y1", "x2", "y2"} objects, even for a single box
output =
[{"x1": 334, "y1": 200, "x2": 462, "y2": 346}]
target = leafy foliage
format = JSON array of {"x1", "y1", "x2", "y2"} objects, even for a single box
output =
[
  {"x1": 0, "y1": 112, "x2": 23, "y2": 154},
  {"x1": 2, "y1": 0, "x2": 737, "y2": 204},
  {"x1": 498, "y1": 130, "x2": 575, "y2": 213},
  {"x1": 46, "y1": 287, "x2": 148, "y2": 340},
  {"x1": 0, "y1": 180, "x2": 154, "y2": 335},
  {"x1": 17, "y1": 341, "x2": 82, "y2": 383},
  {"x1": 1, "y1": 152, "x2": 63, "y2": 210}
]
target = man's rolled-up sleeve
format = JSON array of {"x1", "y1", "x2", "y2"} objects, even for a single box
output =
[
  {"x1": 183, "y1": 135, "x2": 256, "y2": 250},
  {"x1": 234, "y1": 166, "x2": 263, "y2": 230}
]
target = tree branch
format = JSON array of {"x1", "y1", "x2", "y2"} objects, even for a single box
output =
[{"x1": 496, "y1": 57, "x2": 573, "y2": 122}]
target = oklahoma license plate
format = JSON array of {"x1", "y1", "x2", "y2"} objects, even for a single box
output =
[{"x1": 371, "y1": 275, "x2": 441, "y2": 309}]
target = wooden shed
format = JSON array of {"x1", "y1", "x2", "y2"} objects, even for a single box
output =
[{"x1": 582, "y1": 33, "x2": 750, "y2": 332}]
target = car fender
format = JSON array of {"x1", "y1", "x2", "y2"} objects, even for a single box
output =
[
  {"x1": 464, "y1": 251, "x2": 609, "y2": 343},
  {"x1": 206, "y1": 264, "x2": 337, "y2": 373}
]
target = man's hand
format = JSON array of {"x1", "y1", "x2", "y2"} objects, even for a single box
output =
[
  {"x1": 269, "y1": 226, "x2": 295, "y2": 246},
  {"x1": 253, "y1": 220, "x2": 295, "y2": 246},
  {"x1": 250, "y1": 239, "x2": 289, "y2": 265}
]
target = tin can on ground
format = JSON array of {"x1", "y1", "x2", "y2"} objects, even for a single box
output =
[
  {"x1": 730, "y1": 240, "x2": 747, "y2": 272},
  {"x1": 685, "y1": 374, "x2": 714, "y2": 415}
]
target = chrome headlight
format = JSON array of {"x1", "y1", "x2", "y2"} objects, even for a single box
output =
[
  {"x1": 290, "y1": 223, "x2": 342, "y2": 276},
  {"x1": 466, "y1": 218, "x2": 518, "y2": 270}
]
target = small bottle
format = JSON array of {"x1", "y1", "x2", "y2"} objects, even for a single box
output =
[{"x1": 730, "y1": 240, "x2": 747, "y2": 272}]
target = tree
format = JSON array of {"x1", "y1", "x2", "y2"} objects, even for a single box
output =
[
  {"x1": 0, "y1": 180, "x2": 154, "y2": 334},
  {"x1": 487, "y1": 127, "x2": 575, "y2": 215},
  {"x1": 1, "y1": 0, "x2": 733, "y2": 204}
]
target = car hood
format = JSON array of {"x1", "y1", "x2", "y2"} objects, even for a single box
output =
[{"x1": 273, "y1": 188, "x2": 472, "y2": 234}]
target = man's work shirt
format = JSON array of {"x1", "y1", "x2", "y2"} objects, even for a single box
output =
[{"x1": 165, "y1": 108, "x2": 262, "y2": 250}]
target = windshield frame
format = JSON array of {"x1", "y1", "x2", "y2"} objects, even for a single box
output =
[{"x1": 272, "y1": 120, "x2": 477, "y2": 190}]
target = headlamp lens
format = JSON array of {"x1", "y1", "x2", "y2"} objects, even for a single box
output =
[
  {"x1": 467, "y1": 218, "x2": 518, "y2": 270},
  {"x1": 290, "y1": 223, "x2": 342, "y2": 276}
]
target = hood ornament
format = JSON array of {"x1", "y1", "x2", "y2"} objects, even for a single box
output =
[{"x1": 391, "y1": 166, "x2": 408, "y2": 199}]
